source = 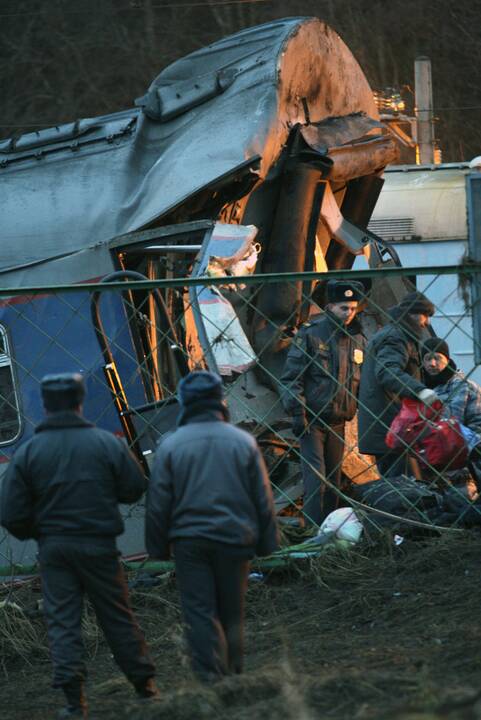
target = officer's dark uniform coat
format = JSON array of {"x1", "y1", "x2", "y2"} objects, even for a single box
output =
[
  {"x1": 146, "y1": 392, "x2": 279, "y2": 680},
  {"x1": 0, "y1": 410, "x2": 155, "y2": 691},
  {"x1": 146, "y1": 417, "x2": 278, "y2": 558},
  {"x1": 1, "y1": 412, "x2": 146, "y2": 540},
  {"x1": 280, "y1": 312, "x2": 365, "y2": 425},
  {"x1": 280, "y1": 310, "x2": 365, "y2": 525}
]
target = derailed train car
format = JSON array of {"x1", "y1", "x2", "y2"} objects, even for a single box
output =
[{"x1": 0, "y1": 17, "x2": 400, "y2": 562}]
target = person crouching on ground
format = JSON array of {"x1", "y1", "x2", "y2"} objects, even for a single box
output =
[
  {"x1": 421, "y1": 337, "x2": 481, "y2": 434},
  {"x1": 0, "y1": 373, "x2": 157, "y2": 719},
  {"x1": 146, "y1": 370, "x2": 279, "y2": 682},
  {"x1": 422, "y1": 337, "x2": 481, "y2": 490}
]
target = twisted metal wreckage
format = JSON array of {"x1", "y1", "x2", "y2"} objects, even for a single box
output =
[{"x1": 0, "y1": 16, "x2": 432, "y2": 568}]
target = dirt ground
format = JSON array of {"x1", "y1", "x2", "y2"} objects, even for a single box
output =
[{"x1": 3, "y1": 532, "x2": 481, "y2": 720}]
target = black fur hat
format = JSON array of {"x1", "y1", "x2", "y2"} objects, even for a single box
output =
[
  {"x1": 41, "y1": 372, "x2": 85, "y2": 412},
  {"x1": 326, "y1": 280, "x2": 364, "y2": 304},
  {"x1": 397, "y1": 291, "x2": 435, "y2": 317}
]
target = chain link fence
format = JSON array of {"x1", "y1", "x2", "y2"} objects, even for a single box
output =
[{"x1": 0, "y1": 262, "x2": 480, "y2": 568}]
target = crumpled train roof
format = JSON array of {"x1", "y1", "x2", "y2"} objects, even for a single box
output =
[{"x1": 0, "y1": 17, "x2": 377, "y2": 276}]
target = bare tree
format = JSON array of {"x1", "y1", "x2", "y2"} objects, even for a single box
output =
[{"x1": 0, "y1": 0, "x2": 480, "y2": 161}]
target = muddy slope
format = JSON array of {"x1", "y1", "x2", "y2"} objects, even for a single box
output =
[{"x1": 2, "y1": 533, "x2": 481, "y2": 720}]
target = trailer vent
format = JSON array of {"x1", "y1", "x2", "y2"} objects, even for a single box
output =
[{"x1": 368, "y1": 217, "x2": 416, "y2": 241}]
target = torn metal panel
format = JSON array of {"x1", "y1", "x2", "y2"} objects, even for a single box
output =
[
  {"x1": 301, "y1": 113, "x2": 385, "y2": 151},
  {"x1": 301, "y1": 113, "x2": 398, "y2": 183},
  {"x1": 319, "y1": 181, "x2": 370, "y2": 255},
  {"x1": 196, "y1": 287, "x2": 257, "y2": 376},
  {"x1": 327, "y1": 137, "x2": 398, "y2": 183},
  {"x1": 190, "y1": 223, "x2": 259, "y2": 376},
  {"x1": 206, "y1": 224, "x2": 259, "y2": 278}
]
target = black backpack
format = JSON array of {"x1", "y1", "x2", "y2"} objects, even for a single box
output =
[{"x1": 351, "y1": 476, "x2": 446, "y2": 534}]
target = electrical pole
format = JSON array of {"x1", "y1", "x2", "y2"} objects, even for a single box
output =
[{"x1": 414, "y1": 56, "x2": 435, "y2": 164}]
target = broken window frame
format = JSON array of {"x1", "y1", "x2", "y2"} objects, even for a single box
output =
[
  {"x1": 110, "y1": 221, "x2": 214, "y2": 398},
  {"x1": 0, "y1": 325, "x2": 22, "y2": 445}
]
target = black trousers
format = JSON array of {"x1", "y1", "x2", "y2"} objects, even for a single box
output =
[
  {"x1": 174, "y1": 538, "x2": 250, "y2": 680},
  {"x1": 299, "y1": 423, "x2": 345, "y2": 526},
  {"x1": 39, "y1": 537, "x2": 155, "y2": 688},
  {"x1": 375, "y1": 450, "x2": 412, "y2": 479}
]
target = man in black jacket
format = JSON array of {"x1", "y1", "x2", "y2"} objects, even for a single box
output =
[
  {"x1": 358, "y1": 292, "x2": 438, "y2": 477},
  {"x1": 280, "y1": 280, "x2": 366, "y2": 526},
  {"x1": 146, "y1": 370, "x2": 279, "y2": 682},
  {"x1": 0, "y1": 373, "x2": 157, "y2": 719}
]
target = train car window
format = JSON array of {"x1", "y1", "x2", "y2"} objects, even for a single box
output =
[{"x1": 0, "y1": 326, "x2": 21, "y2": 444}]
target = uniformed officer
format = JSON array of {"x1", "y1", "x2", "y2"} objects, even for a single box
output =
[
  {"x1": 146, "y1": 371, "x2": 279, "y2": 681},
  {"x1": 0, "y1": 373, "x2": 157, "y2": 719},
  {"x1": 280, "y1": 280, "x2": 366, "y2": 526}
]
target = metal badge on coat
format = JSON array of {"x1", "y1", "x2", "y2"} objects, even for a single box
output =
[{"x1": 353, "y1": 348, "x2": 364, "y2": 364}]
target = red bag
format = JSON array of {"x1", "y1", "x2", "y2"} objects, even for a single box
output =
[{"x1": 385, "y1": 398, "x2": 468, "y2": 471}]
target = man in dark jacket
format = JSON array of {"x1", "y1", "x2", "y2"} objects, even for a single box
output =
[
  {"x1": 280, "y1": 280, "x2": 366, "y2": 526},
  {"x1": 146, "y1": 370, "x2": 279, "y2": 682},
  {"x1": 358, "y1": 292, "x2": 438, "y2": 477},
  {"x1": 0, "y1": 373, "x2": 157, "y2": 719}
]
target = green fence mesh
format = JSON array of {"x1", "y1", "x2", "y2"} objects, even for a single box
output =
[{"x1": 1, "y1": 262, "x2": 481, "y2": 572}]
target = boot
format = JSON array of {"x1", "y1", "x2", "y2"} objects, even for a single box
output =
[
  {"x1": 58, "y1": 679, "x2": 88, "y2": 719},
  {"x1": 57, "y1": 708, "x2": 85, "y2": 720},
  {"x1": 134, "y1": 677, "x2": 160, "y2": 700}
]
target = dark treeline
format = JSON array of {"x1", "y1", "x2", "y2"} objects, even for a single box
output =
[{"x1": 1, "y1": 0, "x2": 480, "y2": 161}]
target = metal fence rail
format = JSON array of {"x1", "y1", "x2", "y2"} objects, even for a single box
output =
[{"x1": 1, "y1": 263, "x2": 481, "y2": 569}]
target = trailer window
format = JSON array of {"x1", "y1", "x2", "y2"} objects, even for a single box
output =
[{"x1": 0, "y1": 327, "x2": 21, "y2": 444}]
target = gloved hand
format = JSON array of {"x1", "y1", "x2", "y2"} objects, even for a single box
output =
[
  {"x1": 291, "y1": 416, "x2": 309, "y2": 438},
  {"x1": 417, "y1": 388, "x2": 439, "y2": 406}
]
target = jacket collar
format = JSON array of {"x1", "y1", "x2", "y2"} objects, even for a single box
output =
[
  {"x1": 325, "y1": 310, "x2": 362, "y2": 336},
  {"x1": 35, "y1": 411, "x2": 94, "y2": 433},
  {"x1": 177, "y1": 399, "x2": 230, "y2": 427}
]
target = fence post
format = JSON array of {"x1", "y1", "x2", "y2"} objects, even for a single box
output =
[
  {"x1": 467, "y1": 172, "x2": 481, "y2": 364},
  {"x1": 414, "y1": 56, "x2": 435, "y2": 165}
]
